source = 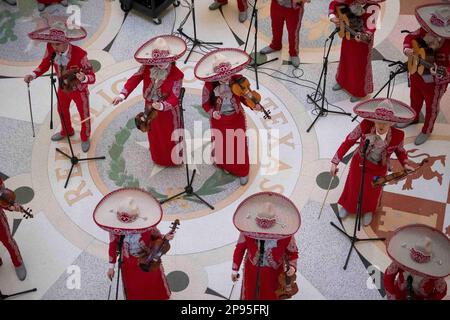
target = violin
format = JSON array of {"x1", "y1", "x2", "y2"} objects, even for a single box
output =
[
  {"x1": 275, "y1": 259, "x2": 298, "y2": 299},
  {"x1": 336, "y1": 5, "x2": 372, "y2": 44},
  {"x1": 135, "y1": 108, "x2": 159, "y2": 133},
  {"x1": 372, "y1": 159, "x2": 428, "y2": 187},
  {"x1": 230, "y1": 77, "x2": 272, "y2": 120},
  {"x1": 60, "y1": 66, "x2": 85, "y2": 93},
  {"x1": 138, "y1": 219, "x2": 180, "y2": 272},
  {"x1": 407, "y1": 39, "x2": 447, "y2": 78},
  {"x1": 0, "y1": 188, "x2": 33, "y2": 219}
]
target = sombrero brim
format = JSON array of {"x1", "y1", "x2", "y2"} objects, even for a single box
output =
[
  {"x1": 194, "y1": 48, "x2": 250, "y2": 82},
  {"x1": 233, "y1": 192, "x2": 301, "y2": 240},
  {"x1": 93, "y1": 188, "x2": 163, "y2": 236},
  {"x1": 416, "y1": 4, "x2": 450, "y2": 40},
  {"x1": 134, "y1": 35, "x2": 187, "y2": 65},
  {"x1": 386, "y1": 224, "x2": 450, "y2": 279},
  {"x1": 353, "y1": 98, "x2": 416, "y2": 123},
  {"x1": 28, "y1": 26, "x2": 87, "y2": 43}
]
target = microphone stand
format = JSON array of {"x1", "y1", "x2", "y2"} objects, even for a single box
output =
[
  {"x1": 114, "y1": 235, "x2": 125, "y2": 300},
  {"x1": 306, "y1": 28, "x2": 351, "y2": 133},
  {"x1": 254, "y1": 239, "x2": 264, "y2": 300},
  {"x1": 159, "y1": 88, "x2": 214, "y2": 210},
  {"x1": 50, "y1": 53, "x2": 56, "y2": 130},
  {"x1": 330, "y1": 139, "x2": 385, "y2": 270},
  {"x1": 51, "y1": 57, "x2": 106, "y2": 188}
]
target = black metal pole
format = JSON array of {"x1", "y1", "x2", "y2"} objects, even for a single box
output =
[
  {"x1": 0, "y1": 288, "x2": 37, "y2": 300},
  {"x1": 115, "y1": 235, "x2": 124, "y2": 300},
  {"x1": 254, "y1": 239, "x2": 264, "y2": 300}
]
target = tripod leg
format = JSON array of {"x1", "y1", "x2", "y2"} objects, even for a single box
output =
[
  {"x1": 78, "y1": 156, "x2": 107, "y2": 161},
  {"x1": 343, "y1": 240, "x2": 356, "y2": 270},
  {"x1": 192, "y1": 192, "x2": 215, "y2": 210},
  {"x1": 189, "y1": 169, "x2": 197, "y2": 186},
  {"x1": 160, "y1": 191, "x2": 187, "y2": 204},
  {"x1": 55, "y1": 148, "x2": 72, "y2": 159},
  {"x1": 64, "y1": 164, "x2": 75, "y2": 189}
]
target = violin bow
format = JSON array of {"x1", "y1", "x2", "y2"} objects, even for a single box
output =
[
  {"x1": 228, "y1": 273, "x2": 240, "y2": 300},
  {"x1": 27, "y1": 83, "x2": 36, "y2": 137}
]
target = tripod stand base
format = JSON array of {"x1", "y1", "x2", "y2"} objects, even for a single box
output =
[
  {"x1": 178, "y1": 28, "x2": 223, "y2": 64},
  {"x1": 306, "y1": 94, "x2": 352, "y2": 133},
  {"x1": 330, "y1": 221, "x2": 385, "y2": 270},
  {"x1": 0, "y1": 288, "x2": 37, "y2": 300}
]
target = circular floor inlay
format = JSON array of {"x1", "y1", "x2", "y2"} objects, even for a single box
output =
[
  {"x1": 13, "y1": 186, "x2": 35, "y2": 205},
  {"x1": 316, "y1": 171, "x2": 339, "y2": 190},
  {"x1": 90, "y1": 60, "x2": 102, "y2": 73},
  {"x1": 166, "y1": 270, "x2": 190, "y2": 292}
]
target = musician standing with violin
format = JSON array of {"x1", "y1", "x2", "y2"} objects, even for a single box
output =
[
  {"x1": 231, "y1": 193, "x2": 300, "y2": 300},
  {"x1": 94, "y1": 189, "x2": 176, "y2": 300},
  {"x1": 330, "y1": 99, "x2": 416, "y2": 226},
  {"x1": 24, "y1": 22, "x2": 95, "y2": 153},
  {"x1": 399, "y1": 4, "x2": 450, "y2": 145},
  {"x1": 384, "y1": 224, "x2": 449, "y2": 300},
  {"x1": 329, "y1": 0, "x2": 384, "y2": 102},
  {"x1": 112, "y1": 35, "x2": 186, "y2": 167},
  {"x1": 0, "y1": 177, "x2": 27, "y2": 281},
  {"x1": 195, "y1": 48, "x2": 264, "y2": 186}
]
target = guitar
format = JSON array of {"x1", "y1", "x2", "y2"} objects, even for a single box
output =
[
  {"x1": 0, "y1": 188, "x2": 33, "y2": 219},
  {"x1": 138, "y1": 219, "x2": 180, "y2": 272},
  {"x1": 408, "y1": 39, "x2": 447, "y2": 78},
  {"x1": 275, "y1": 259, "x2": 299, "y2": 299},
  {"x1": 336, "y1": 5, "x2": 372, "y2": 44}
]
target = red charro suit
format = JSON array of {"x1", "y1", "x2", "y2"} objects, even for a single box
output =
[
  {"x1": 329, "y1": 1, "x2": 379, "y2": 98},
  {"x1": 384, "y1": 262, "x2": 447, "y2": 300},
  {"x1": 120, "y1": 63, "x2": 184, "y2": 167},
  {"x1": 232, "y1": 233, "x2": 299, "y2": 300},
  {"x1": 0, "y1": 178, "x2": 23, "y2": 268},
  {"x1": 201, "y1": 74, "x2": 251, "y2": 178},
  {"x1": 331, "y1": 120, "x2": 409, "y2": 214},
  {"x1": 33, "y1": 43, "x2": 95, "y2": 142},
  {"x1": 404, "y1": 28, "x2": 450, "y2": 134},
  {"x1": 267, "y1": 0, "x2": 305, "y2": 57},
  {"x1": 108, "y1": 228, "x2": 171, "y2": 300}
]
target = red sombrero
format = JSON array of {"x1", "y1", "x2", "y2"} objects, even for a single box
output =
[
  {"x1": 28, "y1": 21, "x2": 87, "y2": 43},
  {"x1": 93, "y1": 188, "x2": 163, "y2": 236},
  {"x1": 353, "y1": 98, "x2": 416, "y2": 124},
  {"x1": 134, "y1": 35, "x2": 187, "y2": 65},
  {"x1": 416, "y1": 3, "x2": 450, "y2": 40}
]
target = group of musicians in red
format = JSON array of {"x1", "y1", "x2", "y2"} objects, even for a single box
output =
[{"x1": 1, "y1": 0, "x2": 449, "y2": 300}]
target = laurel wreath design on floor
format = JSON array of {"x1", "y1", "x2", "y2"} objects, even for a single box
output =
[{"x1": 107, "y1": 106, "x2": 238, "y2": 205}]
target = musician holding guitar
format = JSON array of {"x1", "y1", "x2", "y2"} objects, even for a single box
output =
[
  {"x1": 24, "y1": 22, "x2": 95, "y2": 153},
  {"x1": 399, "y1": 4, "x2": 450, "y2": 145},
  {"x1": 112, "y1": 35, "x2": 186, "y2": 167},
  {"x1": 0, "y1": 177, "x2": 27, "y2": 281},
  {"x1": 94, "y1": 189, "x2": 177, "y2": 300},
  {"x1": 329, "y1": 0, "x2": 384, "y2": 103}
]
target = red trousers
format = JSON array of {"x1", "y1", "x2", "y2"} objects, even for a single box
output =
[
  {"x1": 268, "y1": 1, "x2": 304, "y2": 57},
  {"x1": 216, "y1": 0, "x2": 248, "y2": 12},
  {"x1": 0, "y1": 209, "x2": 23, "y2": 267},
  {"x1": 210, "y1": 111, "x2": 250, "y2": 177},
  {"x1": 410, "y1": 73, "x2": 447, "y2": 135},
  {"x1": 57, "y1": 89, "x2": 91, "y2": 142}
]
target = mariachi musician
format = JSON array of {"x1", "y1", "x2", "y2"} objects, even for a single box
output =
[
  {"x1": 329, "y1": 0, "x2": 384, "y2": 102},
  {"x1": 399, "y1": 3, "x2": 450, "y2": 145},
  {"x1": 113, "y1": 35, "x2": 186, "y2": 167},
  {"x1": 194, "y1": 48, "x2": 265, "y2": 186},
  {"x1": 231, "y1": 192, "x2": 300, "y2": 300},
  {"x1": 330, "y1": 99, "x2": 416, "y2": 226},
  {"x1": 0, "y1": 177, "x2": 27, "y2": 281},
  {"x1": 24, "y1": 22, "x2": 96, "y2": 153},
  {"x1": 384, "y1": 224, "x2": 449, "y2": 300},
  {"x1": 94, "y1": 189, "x2": 175, "y2": 300},
  {"x1": 36, "y1": 0, "x2": 68, "y2": 12}
]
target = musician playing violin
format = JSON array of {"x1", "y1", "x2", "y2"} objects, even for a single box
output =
[
  {"x1": 329, "y1": 0, "x2": 384, "y2": 103},
  {"x1": 330, "y1": 99, "x2": 416, "y2": 226},
  {"x1": 194, "y1": 49, "x2": 264, "y2": 186},
  {"x1": 0, "y1": 177, "x2": 27, "y2": 281},
  {"x1": 24, "y1": 22, "x2": 95, "y2": 153},
  {"x1": 399, "y1": 4, "x2": 450, "y2": 145}
]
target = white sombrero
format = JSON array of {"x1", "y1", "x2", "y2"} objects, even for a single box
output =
[
  {"x1": 134, "y1": 35, "x2": 187, "y2": 65},
  {"x1": 353, "y1": 98, "x2": 416, "y2": 124},
  {"x1": 93, "y1": 188, "x2": 162, "y2": 236},
  {"x1": 386, "y1": 224, "x2": 450, "y2": 279},
  {"x1": 416, "y1": 4, "x2": 450, "y2": 40},
  {"x1": 28, "y1": 21, "x2": 87, "y2": 43},
  {"x1": 194, "y1": 48, "x2": 250, "y2": 82},
  {"x1": 233, "y1": 192, "x2": 301, "y2": 240}
]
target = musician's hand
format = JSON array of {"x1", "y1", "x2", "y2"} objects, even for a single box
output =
[
  {"x1": 231, "y1": 272, "x2": 239, "y2": 282},
  {"x1": 76, "y1": 72, "x2": 86, "y2": 82},
  {"x1": 112, "y1": 96, "x2": 124, "y2": 106},
  {"x1": 165, "y1": 232, "x2": 175, "y2": 241},
  {"x1": 152, "y1": 102, "x2": 164, "y2": 111},
  {"x1": 404, "y1": 163, "x2": 415, "y2": 172},
  {"x1": 212, "y1": 111, "x2": 221, "y2": 120},
  {"x1": 254, "y1": 104, "x2": 262, "y2": 112},
  {"x1": 330, "y1": 17, "x2": 340, "y2": 26},
  {"x1": 24, "y1": 74, "x2": 34, "y2": 83},
  {"x1": 286, "y1": 266, "x2": 296, "y2": 277},
  {"x1": 107, "y1": 268, "x2": 115, "y2": 281},
  {"x1": 404, "y1": 48, "x2": 414, "y2": 57},
  {"x1": 7, "y1": 204, "x2": 21, "y2": 212},
  {"x1": 355, "y1": 33, "x2": 363, "y2": 42},
  {"x1": 330, "y1": 163, "x2": 339, "y2": 177}
]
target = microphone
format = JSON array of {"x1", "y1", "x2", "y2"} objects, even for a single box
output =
[
  {"x1": 259, "y1": 240, "x2": 265, "y2": 256},
  {"x1": 401, "y1": 30, "x2": 412, "y2": 34},
  {"x1": 363, "y1": 138, "x2": 370, "y2": 153},
  {"x1": 179, "y1": 87, "x2": 186, "y2": 102},
  {"x1": 329, "y1": 27, "x2": 340, "y2": 40},
  {"x1": 51, "y1": 52, "x2": 56, "y2": 61}
]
